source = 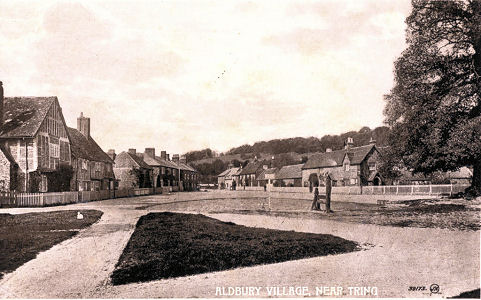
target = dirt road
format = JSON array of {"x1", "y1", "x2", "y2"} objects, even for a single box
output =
[{"x1": 0, "y1": 192, "x2": 478, "y2": 298}]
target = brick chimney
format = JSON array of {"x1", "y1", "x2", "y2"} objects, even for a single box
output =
[
  {"x1": 172, "y1": 154, "x2": 180, "y2": 163},
  {"x1": 166, "y1": 153, "x2": 170, "y2": 161},
  {"x1": 344, "y1": 137, "x2": 354, "y2": 150},
  {"x1": 0, "y1": 81, "x2": 3, "y2": 126},
  {"x1": 145, "y1": 147, "x2": 155, "y2": 158},
  {"x1": 107, "y1": 149, "x2": 116, "y2": 161},
  {"x1": 77, "y1": 112, "x2": 90, "y2": 139},
  {"x1": 128, "y1": 148, "x2": 136, "y2": 155},
  {"x1": 161, "y1": 151, "x2": 167, "y2": 160},
  {"x1": 369, "y1": 137, "x2": 376, "y2": 145},
  {"x1": 180, "y1": 155, "x2": 187, "y2": 164}
]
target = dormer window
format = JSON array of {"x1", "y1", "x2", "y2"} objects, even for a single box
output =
[{"x1": 344, "y1": 162, "x2": 350, "y2": 171}]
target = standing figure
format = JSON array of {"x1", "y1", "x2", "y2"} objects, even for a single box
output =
[
  {"x1": 325, "y1": 173, "x2": 332, "y2": 213},
  {"x1": 311, "y1": 187, "x2": 319, "y2": 210}
]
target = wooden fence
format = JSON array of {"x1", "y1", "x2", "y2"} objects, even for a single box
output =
[
  {"x1": 238, "y1": 184, "x2": 470, "y2": 196},
  {"x1": 0, "y1": 186, "x2": 169, "y2": 208}
]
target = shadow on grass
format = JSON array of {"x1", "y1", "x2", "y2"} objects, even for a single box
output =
[
  {"x1": 111, "y1": 212, "x2": 359, "y2": 285},
  {"x1": 0, "y1": 210, "x2": 103, "y2": 279}
]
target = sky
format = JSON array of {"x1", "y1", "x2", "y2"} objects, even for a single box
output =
[{"x1": 0, "y1": 0, "x2": 411, "y2": 155}]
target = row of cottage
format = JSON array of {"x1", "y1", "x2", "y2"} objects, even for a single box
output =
[
  {"x1": 0, "y1": 82, "x2": 198, "y2": 193},
  {"x1": 218, "y1": 138, "x2": 473, "y2": 189}
]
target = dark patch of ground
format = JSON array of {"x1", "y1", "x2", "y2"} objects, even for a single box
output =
[
  {"x1": 449, "y1": 288, "x2": 480, "y2": 298},
  {"x1": 0, "y1": 210, "x2": 103, "y2": 279},
  {"x1": 110, "y1": 212, "x2": 358, "y2": 285}
]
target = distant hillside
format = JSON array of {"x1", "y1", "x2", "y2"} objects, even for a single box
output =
[
  {"x1": 185, "y1": 126, "x2": 389, "y2": 163},
  {"x1": 226, "y1": 126, "x2": 390, "y2": 155},
  {"x1": 185, "y1": 126, "x2": 390, "y2": 183}
]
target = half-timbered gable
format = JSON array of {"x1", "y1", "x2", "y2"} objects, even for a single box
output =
[{"x1": 0, "y1": 94, "x2": 72, "y2": 192}]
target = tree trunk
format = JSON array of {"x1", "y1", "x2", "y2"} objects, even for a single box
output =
[{"x1": 471, "y1": 159, "x2": 481, "y2": 196}]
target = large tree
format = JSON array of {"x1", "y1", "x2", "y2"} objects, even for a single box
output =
[{"x1": 385, "y1": 0, "x2": 481, "y2": 194}]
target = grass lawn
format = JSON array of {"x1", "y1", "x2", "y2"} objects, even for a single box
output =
[
  {"x1": 111, "y1": 212, "x2": 358, "y2": 285},
  {"x1": 450, "y1": 288, "x2": 480, "y2": 298},
  {"x1": 0, "y1": 210, "x2": 103, "y2": 279}
]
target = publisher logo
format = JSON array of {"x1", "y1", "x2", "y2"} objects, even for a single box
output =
[{"x1": 430, "y1": 284, "x2": 440, "y2": 294}]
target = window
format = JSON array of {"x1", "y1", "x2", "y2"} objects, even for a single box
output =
[
  {"x1": 49, "y1": 143, "x2": 59, "y2": 158},
  {"x1": 344, "y1": 162, "x2": 350, "y2": 171},
  {"x1": 369, "y1": 162, "x2": 376, "y2": 171}
]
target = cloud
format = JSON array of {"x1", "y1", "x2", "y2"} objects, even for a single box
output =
[
  {"x1": 0, "y1": 1, "x2": 412, "y2": 154},
  {"x1": 33, "y1": 2, "x2": 184, "y2": 85},
  {"x1": 264, "y1": 0, "x2": 409, "y2": 55}
]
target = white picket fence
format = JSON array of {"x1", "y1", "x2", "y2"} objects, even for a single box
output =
[
  {"x1": 237, "y1": 184, "x2": 470, "y2": 196},
  {"x1": 15, "y1": 192, "x2": 79, "y2": 207},
  {"x1": 269, "y1": 186, "x2": 309, "y2": 193},
  {"x1": 0, "y1": 186, "x2": 169, "y2": 208}
]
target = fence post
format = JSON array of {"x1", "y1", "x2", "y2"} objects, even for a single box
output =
[
  {"x1": 411, "y1": 185, "x2": 414, "y2": 195},
  {"x1": 429, "y1": 184, "x2": 432, "y2": 195},
  {"x1": 450, "y1": 184, "x2": 453, "y2": 196},
  {"x1": 383, "y1": 186, "x2": 385, "y2": 194},
  {"x1": 396, "y1": 185, "x2": 399, "y2": 195}
]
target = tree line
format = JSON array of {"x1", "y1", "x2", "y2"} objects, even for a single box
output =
[
  {"x1": 185, "y1": 126, "x2": 390, "y2": 162},
  {"x1": 187, "y1": 126, "x2": 389, "y2": 183}
]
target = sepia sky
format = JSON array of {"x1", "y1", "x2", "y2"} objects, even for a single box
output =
[{"x1": 0, "y1": 0, "x2": 411, "y2": 155}]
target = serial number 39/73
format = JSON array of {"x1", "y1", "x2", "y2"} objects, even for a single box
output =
[{"x1": 408, "y1": 286, "x2": 427, "y2": 291}]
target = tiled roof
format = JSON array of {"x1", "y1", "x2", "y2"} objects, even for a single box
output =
[
  {"x1": 224, "y1": 167, "x2": 239, "y2": 178},
  {"x1": 178, "y1": 162, "x2": 197, "y2": 172},
  {"x1": 233, "y1": 168, "x2": 243, "y2": 176},
  {"x1": 303, "y1": 144, "x2": 376, "y2": 169},
  {"x1": 67, "y1": 128, "x2": 113, "y2": 164},
  {"x1": 218, "y1": 169, "x2": 231, "y2": 177},
  {"x1": 143, "y1": 154, "x2": 163, "y2": 167},
  {"x1": 128, "y1": 152, "x2": 152, "y2": 169},
  {"x1": 276, "y1": 164, "x2": 303, "y2": 179},
  {"x1": 154, "y1": 156, "x2": 178, "y2": 169},
  {"x1": 256, "y1": 167, "x2": 277, "y2": 181},
  {"x1": 218, "y1": 167, "x2": 239, "y2": 178},
  {"x1": 239, "y1": 161, "x2": 264, "y2": 175},
  {"x1": 0, "y1": 97, "x2": 56, "y2": 138}
]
